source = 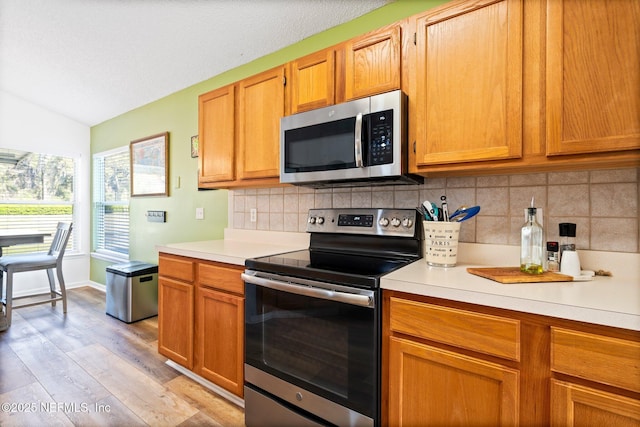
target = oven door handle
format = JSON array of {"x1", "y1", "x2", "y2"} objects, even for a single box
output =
[{"x1": 241, "y1": 273, "x2": 374, "y2": 308}]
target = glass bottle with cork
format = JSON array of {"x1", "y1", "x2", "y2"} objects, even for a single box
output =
[{"x1": 521, "y1": 197, "x2": 544, "y2": 274}]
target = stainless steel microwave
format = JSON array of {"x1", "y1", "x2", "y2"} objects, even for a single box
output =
[{"x1": 280, "y1": 90, "x2": 422, "y2": 188}]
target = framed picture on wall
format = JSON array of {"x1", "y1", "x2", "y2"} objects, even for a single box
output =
[{"x1": 130, "y1": 132, "x2": 169, "y2": 197}]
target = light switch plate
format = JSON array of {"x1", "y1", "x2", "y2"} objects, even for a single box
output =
[{"x1": 195, "y1": 207, "x2": 204, "y2": 220}]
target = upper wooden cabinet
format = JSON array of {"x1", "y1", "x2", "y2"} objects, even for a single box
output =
[
  {"x1": 545, "y1": 0, "x2": 640, "y2": 156},
  {"x1": 197, "y1": 0, "x2": 639, "y2": 187},
  {"x1": 414, "y1": 0, "x2": 523, "y2": 167},
  {"x1": 198, "y1": 66, "x2": 285, "y2": 188},
  {"x1": 289, "y1": 49, "x2": 336, "y2": 114},
  {"x1": 344, "y1": 24, "x2": 401, "y2": 100},
  {"x1": 288, "y1": 25, "x2": 401, "y2": 113},
  {"x1": 237, "y1": 66, "x2": 286, "y2": 181},
  {"x1": 198, "y1": 85, "x2": 236, "y2": 184}
]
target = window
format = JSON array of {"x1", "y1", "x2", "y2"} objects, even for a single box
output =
[
  {"x1": 93, "y1": 147, "x2": 130, "y2": 260},
  {"x1": 0, "y1": 148, "x2": 77, "y2": 254}
]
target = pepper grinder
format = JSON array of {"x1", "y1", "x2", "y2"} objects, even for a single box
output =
[
  {"x1": 559, "y1": 223, "x2": 580, "y2": 277},
  {"x1": 559, "y1": 223, "x2": 577, "y2": 259}
]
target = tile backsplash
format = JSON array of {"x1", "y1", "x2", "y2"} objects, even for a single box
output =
[{"x1": 231, "y1": 167, "x2": 639, "y2": 253}]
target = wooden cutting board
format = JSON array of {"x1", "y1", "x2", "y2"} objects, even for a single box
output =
[{"x1": 467, "y1": 267, "x2": 573, "y2": 283}]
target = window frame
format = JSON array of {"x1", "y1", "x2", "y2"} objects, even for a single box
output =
[
  {"x1": 92, "y1": 146, "x2": 130, "y2": 263},
  {"x1": 0, "y1": 149, "x2": 79, "y2": 255}
]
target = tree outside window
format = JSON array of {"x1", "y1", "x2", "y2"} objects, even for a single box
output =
[{"x1": 0, "y1": 148, "x2": 76, "y2": 254}]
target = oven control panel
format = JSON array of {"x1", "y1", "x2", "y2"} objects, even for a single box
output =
[{"x1": 307, "y1": 208, "x2": 418, "y2": 237}]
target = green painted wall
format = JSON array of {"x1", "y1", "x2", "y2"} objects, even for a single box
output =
[{"x1": 89, "y1": 0, "x2": 449, "y2": 285}]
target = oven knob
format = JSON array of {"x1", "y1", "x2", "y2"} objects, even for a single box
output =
[
  {"x1": 379, "y1": 217, "x2": 389, "y2": 227},
  {"x1": 308, "y1": 216, "x2": 316, "y2": 224},
  {"x1": 391, "y1": 217, "x2": 401, "y2": 227},
  {"x1": 402, "y1": 217, "x2": 414, "y2": 228},
  {"x1": 316, "y1": 216, "x2": 325, "y2": 225}
]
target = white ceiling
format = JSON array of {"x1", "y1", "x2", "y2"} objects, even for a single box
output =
[{"x1": 0, "y1": 0, "x2": 389, "y2": 126}]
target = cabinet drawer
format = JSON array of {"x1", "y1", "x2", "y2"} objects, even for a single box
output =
[
  {"x1": 159, "y1": 254, "x2": 195, "y2": 283},
  {"x1": 389, "y1": 297, "x2": 521, "y2": 361},
  {"x1": 199, "y1": 262, "x2": 244, "y2": 295},
  {"x1": 551, "y1": 327, "x2": 640, "y2": 393}
]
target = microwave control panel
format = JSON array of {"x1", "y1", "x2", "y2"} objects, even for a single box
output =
[{"x1": 368, "y1": 109, "x2": 393, "y2": 166}]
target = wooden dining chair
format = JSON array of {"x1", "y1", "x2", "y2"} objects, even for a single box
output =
[{"x1": 0, "y1": 222, "x2": 73, "y2": 330}]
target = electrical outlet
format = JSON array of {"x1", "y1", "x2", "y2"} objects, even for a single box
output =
[
  {"x1": 195, "y1": 207, "x2": 204, "y2": 220},
  {"x1": 250, "y1": 208, "x2": 257, "y2": 223}
]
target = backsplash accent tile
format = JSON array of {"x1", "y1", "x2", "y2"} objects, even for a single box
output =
[{"x1": 230, "y1": 167, "x2": 640, "y2": 253}]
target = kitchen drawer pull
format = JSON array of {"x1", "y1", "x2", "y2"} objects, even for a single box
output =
[{"x1": 241, "y1": 272, "x2": 374, "y2": 308}]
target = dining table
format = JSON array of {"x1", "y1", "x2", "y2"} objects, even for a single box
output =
[{"x1": 0, "y1": 229, "x2": 52, "y2": 257}]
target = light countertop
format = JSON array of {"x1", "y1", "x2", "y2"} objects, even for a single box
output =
[
  {"x1": 381, "y1": 243, "x2": 640, "y2": 331},
  {"x1": 156, "y1": 228, "x2": 309, "y2": 266},
  {"x1": 156, "y1": 232, "x2": 639, "y2": 331}
]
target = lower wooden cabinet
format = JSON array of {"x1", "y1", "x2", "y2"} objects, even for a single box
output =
[
  {"x1": 196, "y1": 264, "x2": 244, "y2": 397},
  {"x1": 551, "y1": 380, "x2": 640, "y2": 427},
  {"x1": 388, "y1": 336, "x2": 519, "y2": 426},
  {"x1": 158, "y1": 253, "x2": 245, "y2": 398},
  {"x1": 384, "y1": 290, "x2": 640, "y2": 426},
  {"x1": 158, "y1": 254, "x2": 195, "y2": 369},
  {"x1": 158, "y1": 275, "x2": 194, "y2": 369}
]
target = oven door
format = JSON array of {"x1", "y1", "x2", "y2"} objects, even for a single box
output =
[{"x1": 242, "y1": 270, "x2": 379, "y2": 427}]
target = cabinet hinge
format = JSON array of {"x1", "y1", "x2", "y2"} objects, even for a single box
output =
[{"x1": 413, "y1": 32, "x2": 417, "y2": 45}]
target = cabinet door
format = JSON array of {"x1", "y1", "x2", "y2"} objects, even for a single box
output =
[
  {"x1": 414, "y1": 0, "x2": 523, "y2": 166},
  {"x1": 237, "y1": 66, "x2": 285, "y2": 180},
  {"x1": 546, "y1": 0, "x2": 640, "y2": 156},
  {"x1": 196, "y1": 286, "x2": 244, "y2": 397},
  {"x1": 198, "y1": 85, "x2": 236, "y2": 184},
  {"x1": 344, "y1": 25, "x2": 401, "y2": 100},
  {"x1": 551, "y1": 380, "x2": 640, "y2": 427},
  {"x1": 388, "y1": 336, "x2": 519, "y2": 426},
  {"x1": 158, "y1": 276, "x2": 194, "y2": 369},
  {"x1": 289, "y1": 49, "x2": 335, "y2": 114}
]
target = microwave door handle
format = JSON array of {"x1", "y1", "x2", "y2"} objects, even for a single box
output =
[
  {"x1": 354, "y1": 112, "x2": 364, "y2": 167},
  {"x1": 241, "y1": 273, "x2": 373, "y2": 308}
]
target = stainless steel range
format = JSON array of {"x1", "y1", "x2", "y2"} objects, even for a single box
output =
[{"x1": 242, "y1": 208, "x2": 422, "y2": 427}]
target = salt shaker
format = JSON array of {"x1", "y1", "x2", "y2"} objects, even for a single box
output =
[{"x1": 546, "y1": 241, "x2": 559, "y2": 272}]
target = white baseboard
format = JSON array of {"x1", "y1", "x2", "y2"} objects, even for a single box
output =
[
  {"x1": 86, "y1": 281, "x2": 106, "y2": 292},
  {"x1": 9, "y1": 280, "x2": 99, "y2": 299}
]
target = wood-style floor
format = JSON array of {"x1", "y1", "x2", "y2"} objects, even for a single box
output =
[{"x1": 0, "y1": 286, "x2": 244, "y2": 426}]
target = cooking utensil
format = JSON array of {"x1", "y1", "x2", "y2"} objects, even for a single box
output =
[
  {"x1": 422, "y1": 200, "x2": 439, "y2": 221},
  {"x1": 440, "y1": 195, "x2": 449, "y2": 222},
  {"x1": 449, "y1": 205, "x2": 480, "y2": 222}
]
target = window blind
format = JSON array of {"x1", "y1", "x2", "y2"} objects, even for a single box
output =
[{"x1": 94, "y1": 147, "x2": 130, "y2": 257}]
